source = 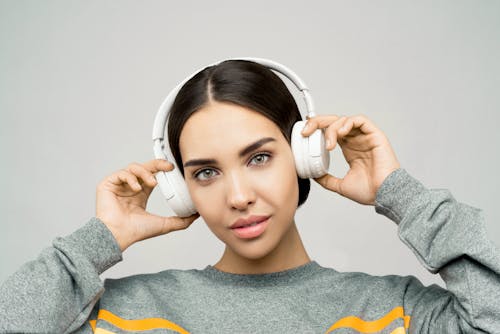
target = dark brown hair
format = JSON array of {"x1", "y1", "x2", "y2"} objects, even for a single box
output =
[{"x1": 167, "y1": 60, "x2": 310, "y2": 207}]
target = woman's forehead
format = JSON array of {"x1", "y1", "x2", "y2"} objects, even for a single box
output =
[{"x1": 179, "y1": 102, "x2": 284, "y2": 159}]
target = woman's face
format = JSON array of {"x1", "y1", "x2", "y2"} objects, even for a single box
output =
[{"x1": 179, "y1": 101, "x2": 299, "y2": 262}]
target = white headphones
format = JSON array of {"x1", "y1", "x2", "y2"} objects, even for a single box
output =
[{"x1": 152, "y1": 58, "x2": 330, "y2": 217}]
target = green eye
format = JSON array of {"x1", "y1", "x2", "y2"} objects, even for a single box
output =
[
  {"x1": 194, "y1": 169, "x2": 218, "y2": 181},
  {"x1": 193, "y1": 153, "x2": 272, "y2": 183},
  {"x1": 250, "y1": 153, "x2": 271, "y2": 166}
]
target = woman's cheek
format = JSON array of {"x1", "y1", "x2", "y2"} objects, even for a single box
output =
[
  {"x1": 272, "y1": 155, "x2": 299, "y2": 194},
  {"x1": 190, "y1": 182, "x2": 225, "y2": 223}
]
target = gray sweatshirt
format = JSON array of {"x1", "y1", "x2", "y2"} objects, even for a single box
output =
[{"x1": 1, "y1": 168, "x2": 499, "y2": 333}]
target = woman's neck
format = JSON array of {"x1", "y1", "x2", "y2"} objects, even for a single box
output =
[{"x1": 213, "y1": 222, "x2": 311, "y2": 274}]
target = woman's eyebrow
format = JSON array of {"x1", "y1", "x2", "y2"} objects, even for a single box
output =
[{"x1": 183, "y1": 137, "x2": 276, "y2": 168}]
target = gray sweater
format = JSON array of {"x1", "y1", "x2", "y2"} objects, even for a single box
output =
[{"x1": 1, "y1": 169, "x2": 499, "y2": 333}]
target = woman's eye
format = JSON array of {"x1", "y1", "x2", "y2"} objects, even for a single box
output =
[
  {"x1": 193, "y1": 153, "x2": 271, "y2": 182},
  {"x1": 194, "y1": 169, "x2": 218, "y2": 181},
  {"x1": 249, "y1": 153, "x2": 271, "y2": 166}
]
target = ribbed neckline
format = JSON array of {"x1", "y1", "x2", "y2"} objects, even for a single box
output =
[{"x1": 201, "y1": 261, "x2": 322, "y2": 286}]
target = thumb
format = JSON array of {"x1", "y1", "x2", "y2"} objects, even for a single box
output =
[
  {"x1": 159, "y1": 213, "x2": 200, "y2": 235},
  {"x1": 313, "y1": 173, "x2": 344, "y2": 194},
  {"x1": 166, "y1": 213, "x2": 200, "y2": 233},
  {"x1": 138, "y1": 212, "x2": 200, "y2": 239}
]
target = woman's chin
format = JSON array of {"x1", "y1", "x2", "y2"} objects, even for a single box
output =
[{"x1": 226, "y1": 239, "x2": 279, "y2": 263}]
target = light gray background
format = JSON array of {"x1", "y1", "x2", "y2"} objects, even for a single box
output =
[{"x1": 1, "y1": 1, "x2": 499, "y2": 287}]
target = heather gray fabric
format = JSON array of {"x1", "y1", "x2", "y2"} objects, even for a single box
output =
[{"x1": 1, "y1": 168, "x2": 499, "y2": 333}]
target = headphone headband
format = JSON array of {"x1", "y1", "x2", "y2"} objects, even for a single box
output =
[
  {"x1": 152, "y1": 57, "x2": 315, "y2": 162},
  {"x1": 152, "y1": 58, "x2": 315, "y2": 140}
]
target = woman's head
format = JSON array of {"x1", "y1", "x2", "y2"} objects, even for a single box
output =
[
  {"x1": 168, "y1": 60, "x2": 310, "y2": 206},
  {"x1": 166, "y1": 60, "x2": 311, "y2": 265}
]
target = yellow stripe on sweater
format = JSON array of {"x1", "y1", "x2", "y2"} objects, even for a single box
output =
[
  {"x1": 325, "y1": 306, "x2": 410, "y2": 333},
  {"x1": 96, "y1": 309, "x2": 190, "y2": 334}
]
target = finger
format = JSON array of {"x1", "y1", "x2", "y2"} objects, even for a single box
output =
[
  {"x1": 109, "y1": 170, "x2": 142, "y2": 191},
  {"x1": 313, "y1": 173, "x2": 343, "y2": 194},
  {"x1": 142, "y1": 159, "x2": 175, "y2": 174},
  {"x1": 339, "y1": 115, "x2": 378, "y2": 138},
  {"x1": 323, "y1": 116, "x2": 348, "y2": 150},
  {"x1": 301, "y1": 115, "x2": 342, "y2": 136},
  {"x1": 127, "y1": 163, "x2": 159, "y2": 188}
]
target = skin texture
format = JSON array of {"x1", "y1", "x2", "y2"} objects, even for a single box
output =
[{"x1": 95, "y1": 103, "x2": 400, "y2": 274}]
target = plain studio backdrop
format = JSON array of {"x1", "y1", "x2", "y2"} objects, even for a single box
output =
[{"x1": 1, "y1": 1, "x2": 499, "y2": 287}]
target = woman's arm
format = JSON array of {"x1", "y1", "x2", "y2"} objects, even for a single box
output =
[
  {"x1": 376, "y1": 168, "x2": 500, "y2": 333},
  {"x1": 0, "y1": 159, "x2": 198, "y2": 333},
  {"x1": 303, "y1": 114, "x2": 500, "y2": 332},
  {"x1": 0, "y1": 218, "x2": 121, "y2": 333}
]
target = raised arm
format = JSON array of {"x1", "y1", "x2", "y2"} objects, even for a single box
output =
[
  {"x1": 303, "y1": 114, "x2": 500, "y2": 332},
  {"x1": 0, "y1": 159, "x2": 198, "y2": 333},
  {"x1": 377, "y1": 168, "x2": 500, "y2": 332},
  {"x1": 0, "y1": 218, "x2": 121, "y2": 333}
]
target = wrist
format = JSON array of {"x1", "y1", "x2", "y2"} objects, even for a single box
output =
[
  {"x1": 374, "y1": 168, "x2": 426, "y2": 224},
  {"x1": 58, "y1": 218, "x2": 123, "y2": 274},
  {"x1": 96, "y1": 217, "x2": 133, "y2": 252}
]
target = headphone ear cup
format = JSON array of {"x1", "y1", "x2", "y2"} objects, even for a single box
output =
[
  {"x1": 291, "y1": 121, "x2": 330, "y2": 179},
  {"x1": 156, "y1": 167, "x2": 197, "y2": 217}
]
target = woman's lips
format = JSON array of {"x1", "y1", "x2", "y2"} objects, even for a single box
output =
[{"x1": 230, "y1": 215, "x2": 270, "y2": 239}]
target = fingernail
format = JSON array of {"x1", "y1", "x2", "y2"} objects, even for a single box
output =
[{"x1": 326, "y1": 139, "x2": 331, "y2": 148}]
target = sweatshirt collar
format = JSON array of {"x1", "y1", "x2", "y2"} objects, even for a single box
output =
[{"x1": 201, "y1": 261, "x2": 323, "y2": 286}]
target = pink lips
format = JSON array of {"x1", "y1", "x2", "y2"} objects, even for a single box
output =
[{"x1": 230, "y1": 215, "x2": 270, "y2": 239}]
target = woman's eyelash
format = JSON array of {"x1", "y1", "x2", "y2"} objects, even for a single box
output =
[
  {"x1": 192, "y1": 152, "x2": 273, "y2": 181},
  {"x1": 249, "y1": 152, "x2": 272, "y2": 165},
  {"x1": 193, "y1": 168, "x2": 218, "y2": 181}
]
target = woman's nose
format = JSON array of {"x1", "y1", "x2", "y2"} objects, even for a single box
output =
[{"x1": 225, "y1": 171, "x2": 256, "y2": 211}]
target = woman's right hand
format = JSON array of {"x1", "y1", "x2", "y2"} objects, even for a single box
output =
[{"x1": 95, "y1": 159, "x2": 199, "y2": 252}]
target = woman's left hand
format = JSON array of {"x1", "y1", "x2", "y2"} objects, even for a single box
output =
[{"x1": 301, "y1": 114, "x2": 400, "y2": 205}]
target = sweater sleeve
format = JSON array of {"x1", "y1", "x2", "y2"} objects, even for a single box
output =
[
  {"x1": 375, "y1": 168, "x2": 500, "y2": 333},
  {"x1": 0, "y1": 218, "x2": 122, "y2": 333}
]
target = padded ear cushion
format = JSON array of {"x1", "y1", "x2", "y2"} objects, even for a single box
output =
[
  {"x1": 156, "y1": 168, "x2": 197, "y2": 217},
  {"x1": 291, "y1": 121, "x2": 330, "y2": 179}
]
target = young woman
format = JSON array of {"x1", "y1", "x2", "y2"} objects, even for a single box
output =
[{"x1": 1, "y1": 60, "x2": 499, "y2": 334}]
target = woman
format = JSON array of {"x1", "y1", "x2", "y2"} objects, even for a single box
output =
[{"x1": 1, "y1": 60, "x2": 499, "y2": 333}]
